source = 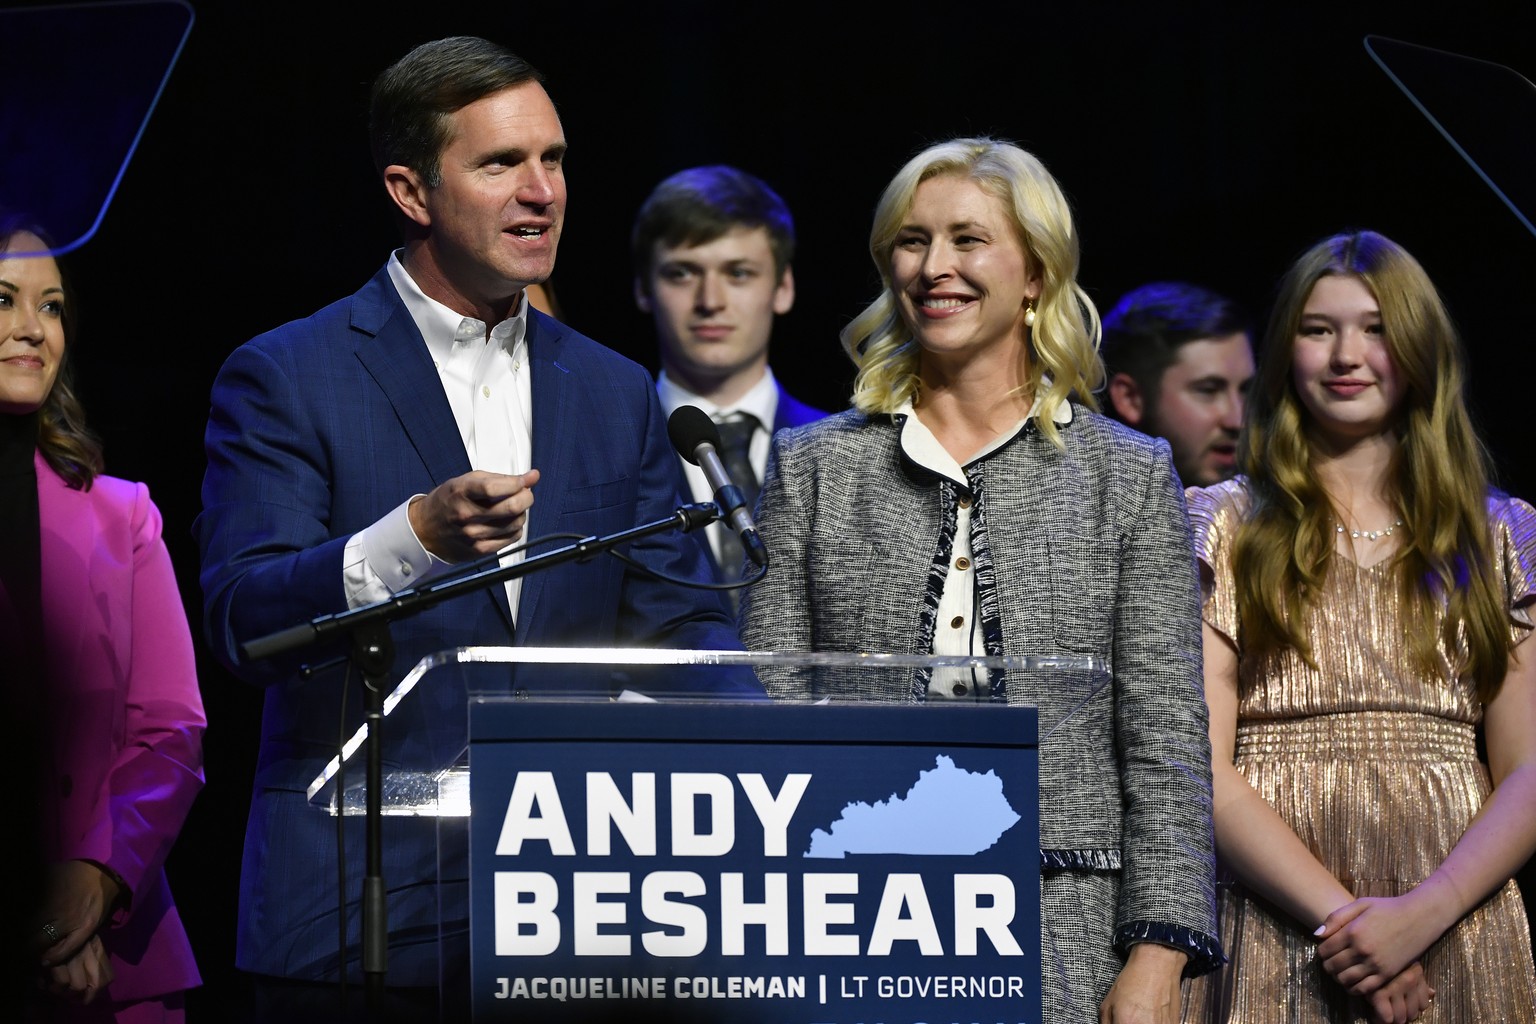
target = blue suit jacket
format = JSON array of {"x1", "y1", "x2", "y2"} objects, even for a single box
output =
[
  {"x1": 770, "y1": 385, "x2": 831, "y2": 435},
  {"x1": 196, "y1": 265, "x2": 753, "y2": 984}
]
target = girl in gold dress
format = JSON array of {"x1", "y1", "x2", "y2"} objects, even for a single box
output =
[{"x1": 1182, "y1": 230, "x2": 1536, "y2": 1023}]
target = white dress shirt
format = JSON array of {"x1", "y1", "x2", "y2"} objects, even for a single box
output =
[
  {"x1": 342, "y1": 253, "x2": 533, "y2": 619},
  {"x1": 895, "y1": 390, "x2": 1072, "y2": 699}
]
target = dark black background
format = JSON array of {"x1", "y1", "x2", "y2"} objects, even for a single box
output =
[{"x1": 31, "y1": 0, "x2": 1536, "y2": 1013}]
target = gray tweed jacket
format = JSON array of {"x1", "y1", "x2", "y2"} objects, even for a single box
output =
[{"x1": 740, "y1": 404, "x2": 1221, "y2": 969}]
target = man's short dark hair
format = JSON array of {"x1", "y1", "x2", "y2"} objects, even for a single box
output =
[
  {"x1": 630, "y1": 165, "x2": 795, "y2": 288},
  {"x1": 1100, "y1": 281, "x2": 1252, "y2": 408},
  {"x1": 369, "y1": 36, "x2": 544, "y2": 187}
]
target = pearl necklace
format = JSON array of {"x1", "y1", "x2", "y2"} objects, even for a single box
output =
[{"x1": 1336, "y1": 519, "x2": 1403, "y2": 542}]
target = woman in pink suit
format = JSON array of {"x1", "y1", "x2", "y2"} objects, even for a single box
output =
[{"x1": 0, "y1": 224, "x2": 205, "y2": 1023}]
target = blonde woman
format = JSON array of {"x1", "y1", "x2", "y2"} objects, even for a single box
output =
[
  {"x1": 1183, "y1": 230, "x2": 1536, "y2": 1023},
  {"x1": 742, "y1": 137, "x2": 1222, "y2": 1023}
]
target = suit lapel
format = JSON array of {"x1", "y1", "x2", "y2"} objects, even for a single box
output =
[
  {"x1": 351, "y1": 269, "x2": 472, "y2": 486},
  {"x1": 772, "y1": 384, "x2": 795, "y2": 434},
  {"x1": 350, "y1": 266, "x2": 512, "y2": 630},
  {"x1": 517, "y1": 311, "x2": 575, "y2": 639}
]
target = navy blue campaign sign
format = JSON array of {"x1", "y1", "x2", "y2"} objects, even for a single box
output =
[{"x1": 468, "y1": 700, "x2": 1040, "y2": 1023}]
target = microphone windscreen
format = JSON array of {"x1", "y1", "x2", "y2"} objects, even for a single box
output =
[{"x1": 667, "y1": 405, "x2": 722, "y2": 466}]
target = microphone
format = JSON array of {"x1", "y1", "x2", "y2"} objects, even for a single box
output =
[{"x1": 666, "y1": 405, "x2": 769, "y2": 567}]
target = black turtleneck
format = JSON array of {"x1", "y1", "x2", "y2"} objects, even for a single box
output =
[
  {"x1": 0, "y1": 412, "x2": 46, "y2": 978},
  {"x1": 0, "y1": 411, "x2": 43, "y2": 663}
]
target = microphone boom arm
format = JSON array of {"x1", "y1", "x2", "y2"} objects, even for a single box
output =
[{"x1": 239, "y1": 500, "x2": 721, "y2": 664}]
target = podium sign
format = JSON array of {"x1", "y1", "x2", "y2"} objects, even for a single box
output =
[{"x1": 468, "y1": 699, "x2": 1039, "y2": 1023}]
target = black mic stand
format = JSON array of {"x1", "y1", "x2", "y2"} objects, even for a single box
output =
[{"x1": 238, "y1": 501, "x2": 720, "y2": 1018}]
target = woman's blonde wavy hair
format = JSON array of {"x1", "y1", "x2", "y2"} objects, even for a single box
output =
[
  {"x1": 839, "y1": 137, "x2": 1101, "y2": 448},
  {"x1": 1234, "y1": 230, "x2": 1508, "y2": 699},
  {"x1": 2, "y1": 221, "x2": 101, "y2": 490}
]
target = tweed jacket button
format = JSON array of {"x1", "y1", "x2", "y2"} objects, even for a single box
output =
[
  {"x1": 949, "y1": 615, "x2": 964, "y2": 629},
  {"x1": 954, "y1": 556, "x2": 971, "y2": 570},
  {"x1": 951, "y1": 682, "x2": 968, "y2": 696},
  {"x1": 958, "y1": 495, "x2": 973, "y2": 509}
]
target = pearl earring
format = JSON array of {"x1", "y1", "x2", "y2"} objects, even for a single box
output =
[{"x1": 1023, "y1": 299, "x2": 1037, "y2": 327}]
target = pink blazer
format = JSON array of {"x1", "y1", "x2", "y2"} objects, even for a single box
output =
[{"x1": 37, "y1": 452, "x2": 205, "y2": 1001}]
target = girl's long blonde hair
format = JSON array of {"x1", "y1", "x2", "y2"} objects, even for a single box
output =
[{"x1": 1234, "y1": 230, "x2": 1508, "y2": 698}]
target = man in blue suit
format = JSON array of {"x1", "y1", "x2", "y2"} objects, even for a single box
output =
[
  {"x1": 196, "y1": 37, "x2": 754, "y2": 1021},
  {"x1": 631, "y1": 165, "x2": 828, "y2": 594}
]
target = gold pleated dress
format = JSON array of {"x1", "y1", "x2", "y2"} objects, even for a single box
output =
[{"x1": 1182, "y1": 481, "x2": 1536, "y2": 1023}]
